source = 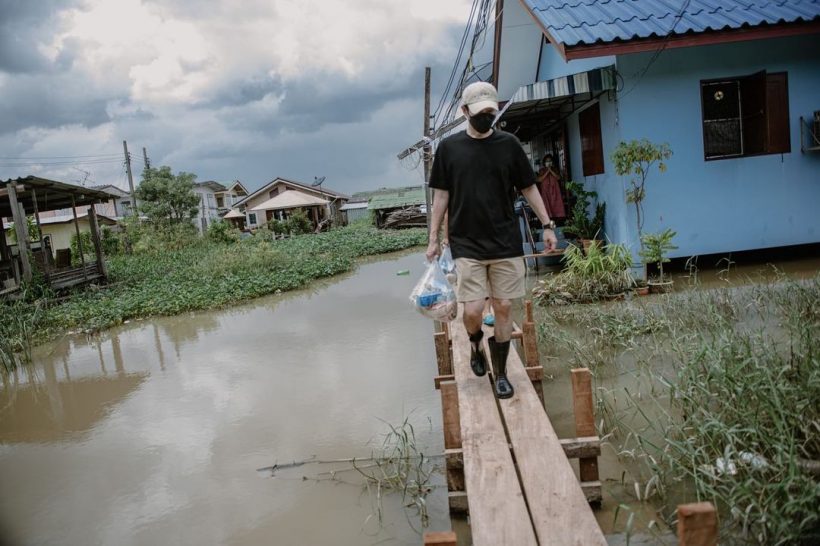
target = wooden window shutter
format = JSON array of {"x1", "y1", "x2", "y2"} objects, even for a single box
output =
[
  {"x1": 740, "y1": 71, "x2": 768, "y2": 155},
  {"x1": 766, "y1": 72, "x2": 790, "y2": 154},
  {"x1": 580, "y1": 103, "x2": 604, "y2": 176}
]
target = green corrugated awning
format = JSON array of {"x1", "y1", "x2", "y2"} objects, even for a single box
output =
[{"x1": 368, "y1": 188, "x2": 426, "y2": 210}]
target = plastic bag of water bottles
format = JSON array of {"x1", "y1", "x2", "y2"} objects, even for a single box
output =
[{"x1": 410, "y1": 260, "x2": 457, "y2": 322}]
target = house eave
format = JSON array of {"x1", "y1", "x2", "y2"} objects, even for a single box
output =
[{"x1": 563, "y1": 20, "x2": 820, "y2": 61}]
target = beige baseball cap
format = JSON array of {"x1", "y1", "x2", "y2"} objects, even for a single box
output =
[{"x1": 461, "y1": 81, "x2": 499, "y2": 115}]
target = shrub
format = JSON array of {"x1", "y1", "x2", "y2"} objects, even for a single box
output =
[
  {"x1": 207, "y1": 220, "x2": 240, "y2": 244},
  {"x1": 284, "y1": 209, "x2": 313, "y2": 235},
  {"x1": 69, "y1": 231, "x2": 94, "y2": 266},
  {"x1": 133, "y1": 222, "x2": 199, "y2": 253},
  {"x1": 100, "y1": 226, "x2": 122, "y2": 255}
]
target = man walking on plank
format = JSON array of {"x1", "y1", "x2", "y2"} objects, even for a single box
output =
[{"x1": 426, "y1": 81, "x2": 557, "y2": 399}]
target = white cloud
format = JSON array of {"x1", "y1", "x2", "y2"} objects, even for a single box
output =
[{"x1": 0, "y1": 0, "x2": 479, "y2": 193}]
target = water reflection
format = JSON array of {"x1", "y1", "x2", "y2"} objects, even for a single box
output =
[{"x1": 0, "y1": 252, "x2": 447, "y2": 546}]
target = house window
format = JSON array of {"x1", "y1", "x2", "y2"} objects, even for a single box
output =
[
  {"x1": 579, "y1": 103, "x2": 604, "y2": 176},
  {"x1": 248, "y1": 212, "x2": 258, "y2": 226},
  {"x1": 701, "y1": 71, "x2": 790, "y2": 160}
]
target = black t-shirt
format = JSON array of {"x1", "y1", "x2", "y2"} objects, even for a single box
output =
[{"x1": 429, "y1": 130, "x2": 536, "y2": 260}]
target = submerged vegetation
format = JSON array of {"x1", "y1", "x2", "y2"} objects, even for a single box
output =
[
  {"x1": 258, "y1": 415, "x2": 440, "y2": 534},
  {"x1": 535, "y1": 273, "x2": 820, "y2": 544},
  {"x1": 0, "y1": 221, "x2": 426, "y2": 361}
]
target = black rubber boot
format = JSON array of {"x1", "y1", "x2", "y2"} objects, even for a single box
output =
[
  {"x1": 468, "y1": 330, "x2": 487, "y2": 377},
  {"x1": 488, "y1": 336, "x2": 514, "y2": 399}
]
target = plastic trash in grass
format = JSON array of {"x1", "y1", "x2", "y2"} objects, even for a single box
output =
[{"x1": 410, "y1": 260, "x2": 457, "y2": 322}]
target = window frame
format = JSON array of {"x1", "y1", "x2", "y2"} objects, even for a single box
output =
[
  {"x1": 579, "y1": 102, "x2": 605, "y2": 176},
  {"x1": 247, "y1": 212, "x2": 258, "y2": 226},
  {"x1": 700, "y1": 71, "x2": 790, "y2": 161}
]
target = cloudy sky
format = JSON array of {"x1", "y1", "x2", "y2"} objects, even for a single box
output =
[{"x1": 0, "y1": 0, "x2": 480, "y2": 195}]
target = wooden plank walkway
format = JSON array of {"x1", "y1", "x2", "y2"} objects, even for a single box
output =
[{"x1": 431, "y1": 303, "x2": 606, "y2": 545}]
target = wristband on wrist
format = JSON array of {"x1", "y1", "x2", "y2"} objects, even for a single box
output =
[{"x1": 542, "y1": 220, "x2": 556, "y2": 230}]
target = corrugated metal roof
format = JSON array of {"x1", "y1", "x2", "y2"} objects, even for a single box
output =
[
  {"x1": 368, "y1": 188, "x2": 426, "y2": 210},
  {"x1": 524, "y1": 0, "x2": 820, "y2": 47}
]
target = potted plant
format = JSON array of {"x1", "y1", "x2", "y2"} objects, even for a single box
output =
[
  {"x1": 563, "y1": 181, "x2": 605, "y2": 253},
  {"x1": 639, "y1": 228, "x2": 678, "y2": 293}
]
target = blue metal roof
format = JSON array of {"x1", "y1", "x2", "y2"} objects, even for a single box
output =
[{"x1": 523, "y1": 0, "x2": 820, "y2": 47}]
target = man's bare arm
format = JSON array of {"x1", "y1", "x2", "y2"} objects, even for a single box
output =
[
  {"x1": 521, "y1": 184, "x2": 558, "y2": 252},
  {"x1": 426, "y1": 189, "x2": 449, "y2": 261}
]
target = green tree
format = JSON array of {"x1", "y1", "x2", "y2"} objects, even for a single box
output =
[
  {"x1": 611, "y1": 139, "x2": 672, "y2": 244},
  {"x1": 136, "y1": 166, "x2": 200, "y2": 224}
]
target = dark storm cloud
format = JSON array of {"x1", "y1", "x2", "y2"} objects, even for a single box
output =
[
  {"x1": 0, "y1": 74, "x2": 111, "y2": 133},
  {"x1": 0, "y1": 0, "x2": 83, "y2": 73},
  {"x1": 277, "y1": 77, "x2": 415, "y2": 128}
]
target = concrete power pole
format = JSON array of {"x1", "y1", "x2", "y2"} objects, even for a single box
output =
[
  {"x1": 123, "y1": 140, "x2": 138, "y2": 215},
  {"x1": 423, "y1": 67, "x2": 432, "y2": 236},
  {"x1": 142, "y1": 147, "x2": 151, "y2": 170}
]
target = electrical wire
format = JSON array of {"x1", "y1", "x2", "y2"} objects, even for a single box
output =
[
  {"x1": 434, "y1": 0, "x2": 494, "y2": 130},
  {"x1": 431, "y1": 0, "x2": 482, "y2": 121}
]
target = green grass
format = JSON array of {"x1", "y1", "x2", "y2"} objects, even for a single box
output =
[
  {"x1": 534, "y1": 274, "x2": 820, "y2": 544},
  {"x1": 1, "y1": 223, "x2": 426, "y2": 347}
]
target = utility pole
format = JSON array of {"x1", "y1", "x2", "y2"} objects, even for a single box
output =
[
  {"x1": 423, "y1": 66, "x2": 432, "y2": 236},
  {"x1": 142, "y1": 147, "x2": 151, "y2": 170},
  {"x1": 123, "y1": 140, "x2": 138, "y2": 215}
]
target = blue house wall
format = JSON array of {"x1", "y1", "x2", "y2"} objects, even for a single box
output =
[{"x1": 548, "y1": 34, "x2": 820, "y2": 260}]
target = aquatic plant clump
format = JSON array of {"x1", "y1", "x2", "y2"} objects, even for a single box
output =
[
  {"x1": 535, "y1": 274, "x2": 820, "y2": 544},
  {"x1": 533, "y1": 243, "x2": 635, "y2": 305},
  {"x1": 0, "y1": 223, "x2": 427, "y2": 352}
]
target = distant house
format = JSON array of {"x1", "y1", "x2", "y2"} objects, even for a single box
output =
[
  {"x1": 214, "y1": 181, "x2": 249, "y2": 213},
  {"x1": 366, "y1": 186, "x2": 426, "y2": 228},
  {"x1": 339, "y1": 200, "x2": 370, "y2": 223},
  {"x1": 193, "y1": 181, "x2": 226, "y2": 232},
  {"x1": 232, "y1": 178, "x2": 349, "y2": 230},
  {"x1": 493, "y1": 0, "x2": 820, "y2": 261},
  {"x1": 4, "y1": 212, "x2": 117, "y2": 262}
]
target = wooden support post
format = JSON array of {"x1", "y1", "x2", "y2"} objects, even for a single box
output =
[
  {"x1": 434, "y1": 331, "x2": 452, "y2": 376},
  {"x1": 442, "y1": 321, "x2": 450, "y2": 344},
  {"x1": 571, "y1": 368, "x2": 600, "y2": 503},
  {"x1": 440, "y1": 381, "x2": 461, "y2": 450},
  {"x1": 70, "y1": 195, "x2": 88, "y2": 282},
  {"x1": 434, "y1": 374, "x2": 455, "y2": 389},
  {"x1": 30, "y1": 187, "x2": 50, "y2": 280},
  {"x1": 522, "y1": 300, "x2": 540, "y2": 368},
  {"x1": 87, "y1": 205, "x2": 107, "y2": 279},
  {"x1": 440, "y1": 382, "x2": 464, "y2": 497},
  {"x1": 448, "y1": 491, "x2": 469, "y2": 514},
  {"x1": 423, "y1": 531, "x2": 457, "y2": 546},
  {"x1": 677, "y1": 502, "x2": 717, "y2": 546},
  {"x1": 7, "y1": 183, "x2": 32, "y2": 283},
  {"x1": 445, "y1": 447, "x2": 465, "y2": 492}
]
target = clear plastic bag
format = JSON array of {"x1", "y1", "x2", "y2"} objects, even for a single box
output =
[
  {"x1": 439, "y1": 245, "x2": 456, "y2": 274},
  {"x1": 439, "y1": 245, "x2": 458, "y2": 286},
  {"x1": 410, "y1": 260, "x2": 457, "y2": 322}
]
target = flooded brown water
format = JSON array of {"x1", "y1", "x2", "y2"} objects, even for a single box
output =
[
  {"x1": 0, "y1": 252, "x2": 451, "y2": 546},
  {"x1": 2, "y1": 250, "x2": 816, "y2": 545}
]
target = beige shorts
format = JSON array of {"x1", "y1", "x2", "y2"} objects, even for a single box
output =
[{"x1": 455, "y1": 257, "x2": 525, "y2": 302}]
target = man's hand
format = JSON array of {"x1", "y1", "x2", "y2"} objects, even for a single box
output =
[
  {"x1": 426, "y1": 238, "x2": 440, "y2": 262},
  {"x1": 542, "y1": 228, "x2": 558, "y2": 253}
]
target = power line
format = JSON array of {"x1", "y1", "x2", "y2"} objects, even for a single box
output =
[
  {"x1": 0, "y1": 153, "x2": 121, "y2": 160},
  {"x1": 0, "y1": 158, "x2": 126, "y2": 168}
]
